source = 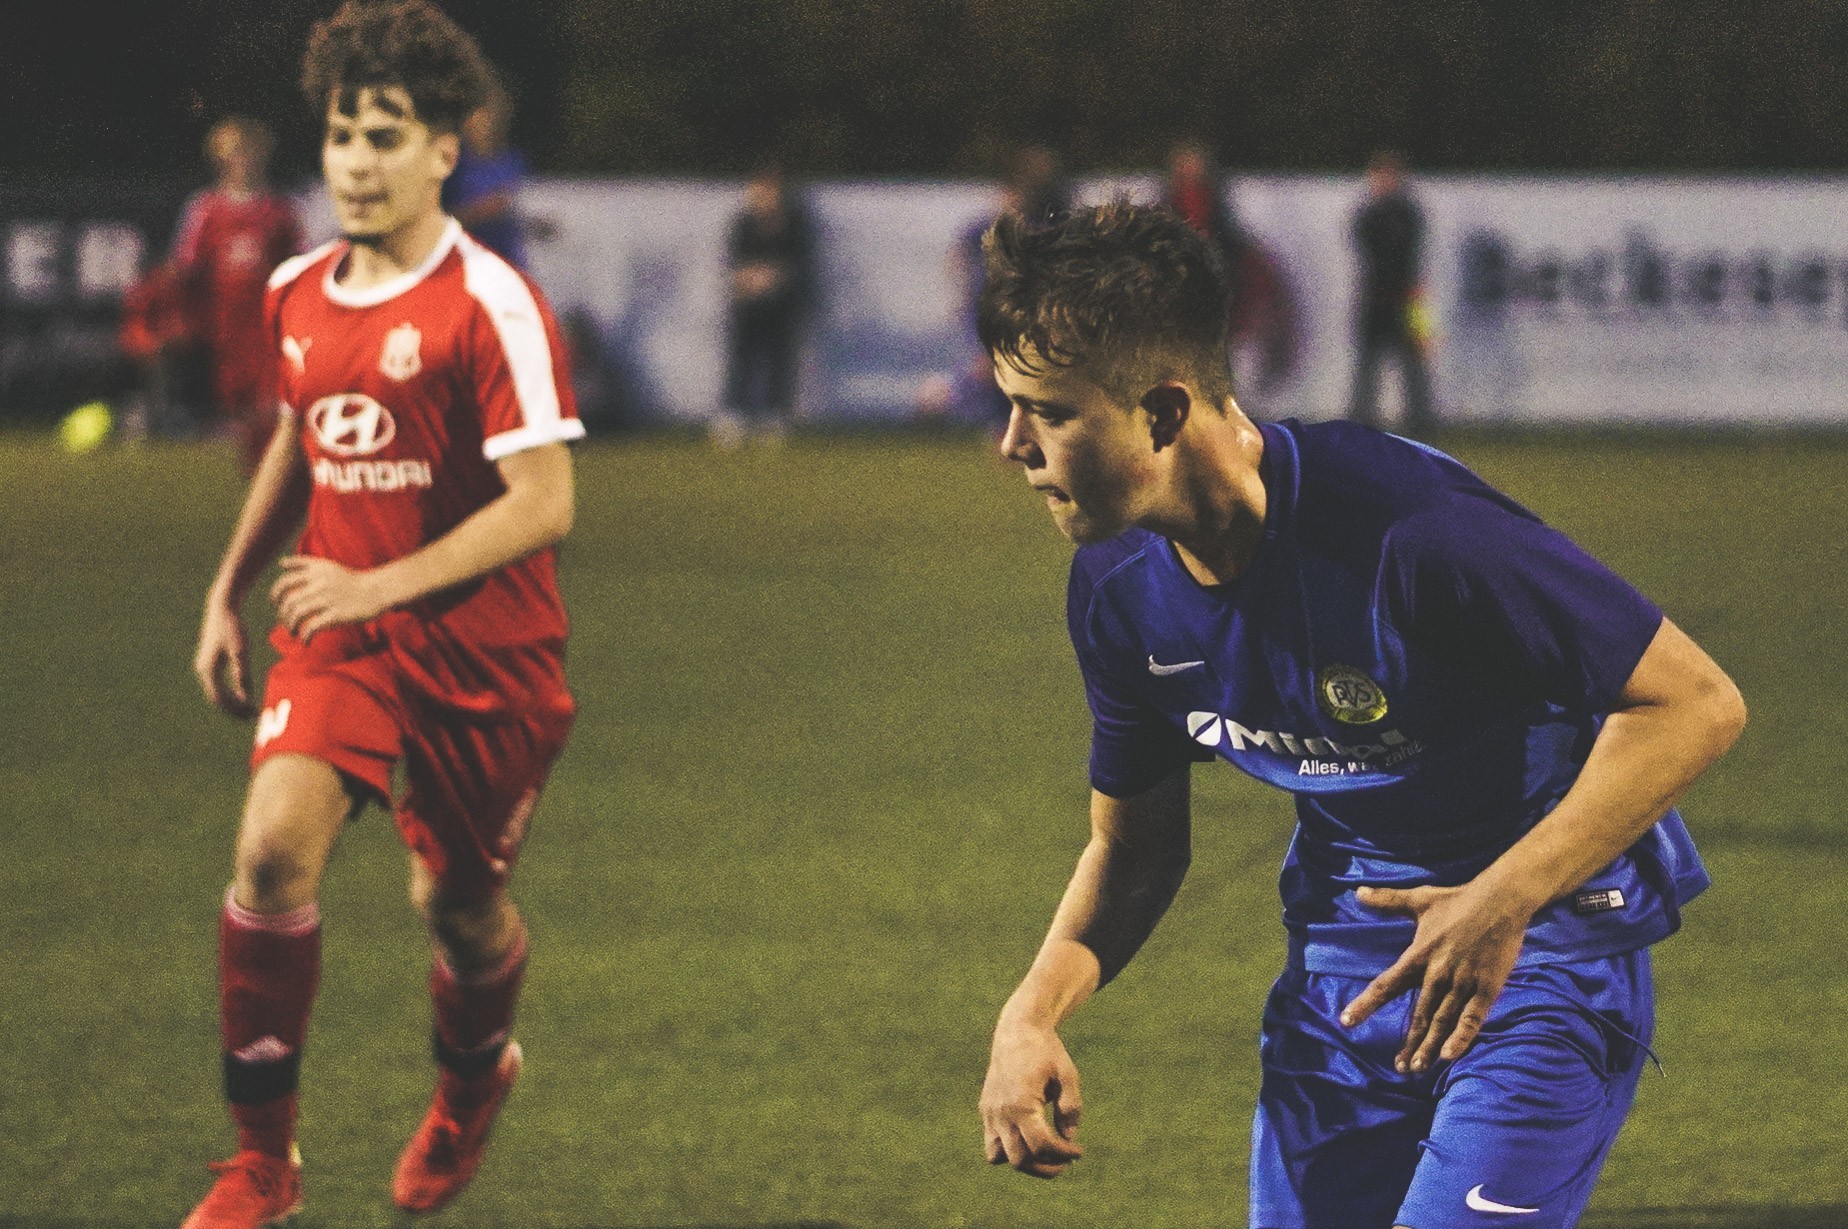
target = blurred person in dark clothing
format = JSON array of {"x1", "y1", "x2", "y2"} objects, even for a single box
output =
[
  {"x1": 1162, "y1": 139, "x2": 1296, "y2": 404},
  {"x1": 172, "y1": 115, "x2": 304, "y2": 470},
  {"x1": 930, "y1": 147, "x2": 1069, "y2": 431},
  {"x1": 719, "y1": 160, "x2": 816, "y2": 445},
  {"x1": 444, "y1": 75, "x2": 529, "y2": 269},
  {"x1": 1350, "y1": 149, "x2": 1434, "y2": 433},
  {"x1": 1010, "y1": 144, "x2": 1071, "y2": 224}
]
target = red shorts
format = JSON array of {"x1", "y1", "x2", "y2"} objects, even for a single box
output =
[{"x1": 251, "y1": 634, "x2": 574, "y2": 899}]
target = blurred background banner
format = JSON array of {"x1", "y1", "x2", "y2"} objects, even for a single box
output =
[
  {"x1": 319, "y1": 174, "x2": 1848, "y2": 428},
  {"x1": 13, "y1": 174, "x2": 1848, "y2": 427},
  {"x1": 1428, "y1": 178, "x2": 1848, "y2": 426},
  {"x1": 0, "y1": 178, "x2": 194, "y2": 421}
]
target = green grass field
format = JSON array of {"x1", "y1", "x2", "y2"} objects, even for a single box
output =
[{"x1": 1, "y1": 430, "x2": 1844, "y2": 1228}]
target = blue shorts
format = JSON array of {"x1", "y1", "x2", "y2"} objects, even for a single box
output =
[{"x1": 1249, "y1": 949, "x2": 1654, "y2": 1229}]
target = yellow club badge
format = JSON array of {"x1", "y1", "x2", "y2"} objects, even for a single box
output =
[{"x1": 1316, "y1": 664, "x2": 1388, "y2": 725}]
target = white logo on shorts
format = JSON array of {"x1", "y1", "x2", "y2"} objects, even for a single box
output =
[
  {"x1": 1465, "y1": 1185, "x2": 1540, "y2": 1215},
  {"x1": 255, "y1": 699, "x2": 292, "y2": 749}
]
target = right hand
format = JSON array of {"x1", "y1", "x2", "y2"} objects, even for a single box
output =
[
  {"x1": 979, "y1": 1021, "x2": 1085, "y2": 1178},
  {"x1": 194, "y1": 600, "x2": 255, "y2": 719}
]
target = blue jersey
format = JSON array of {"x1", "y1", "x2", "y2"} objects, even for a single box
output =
[{"x1": 1068, "y1": 420, "x2": 1708, "y2": 976}]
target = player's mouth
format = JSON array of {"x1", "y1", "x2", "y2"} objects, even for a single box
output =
[
  {"x1": 338, "y1": 191, "x2": 388, "y2": 211},
  {"x1": 1033, "y1": 483, "x2": 1071, "y2": 506}
]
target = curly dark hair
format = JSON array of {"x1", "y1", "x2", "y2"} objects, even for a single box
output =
[
  {"x1": 300, "y1": 0, "x2": 491, "y2": 133},
  {"x1": 978, "y1": 201, "x2": 1234, "y2": 404}
]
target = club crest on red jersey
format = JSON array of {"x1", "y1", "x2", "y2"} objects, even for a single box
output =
[
  {"x1": 307, "y1": 392, "x2": 397, "y2": 456},
  {"x1": 378, "y1": 321, "x2": 423, "y2": 382}
]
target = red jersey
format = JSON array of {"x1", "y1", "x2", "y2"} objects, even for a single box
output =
[
  {"x1": 174, "y1": 188, "x2": 304, "y2": 347},
  {"x1": 264, "y1": 219, "x2": 585, "y2": 692}
]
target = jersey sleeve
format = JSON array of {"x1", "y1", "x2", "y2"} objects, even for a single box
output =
[
  {"x1": 1384, "y1": 493, "x2": 1663, "y2": 712},
  {"x1": 263, "y1": 282, "x2": 294, "y2": 416},
  {"x1": 461, "y1": 255, "x2": 585, "y2": 461},
  {"x1": 1069, "y1": 555, "x2": 1213, "y2": 799}
]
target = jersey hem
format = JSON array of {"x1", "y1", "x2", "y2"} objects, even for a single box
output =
[{"x1": 1287, "y1": 914, "x2": 1677, "y2": 978}]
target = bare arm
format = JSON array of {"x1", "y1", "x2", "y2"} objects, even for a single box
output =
[
  {"x1": 270, "y1": 442, "x2": 574, "y2": 641},
  {"x1": 1343, "y1": 617, "x2": 1747, "y2": 1071},
  {"x1": 194, "y1": 422, "x2": 311, "y2": 716},
  {"x1": 980, "y1": 769, "x2": 1192, "y2": 1178}
]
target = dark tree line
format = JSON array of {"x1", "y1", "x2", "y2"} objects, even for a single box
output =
[{"x1": 7, "y1": 0, "x2": 1847, "y2": 179}]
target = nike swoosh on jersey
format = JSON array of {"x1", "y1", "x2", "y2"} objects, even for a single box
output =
[
  {"x1": 1148, "y1": 655, "x2": 1207, "y2": 676},
  {"x1": 1465, "y1": 1185, "x2": 1540, "y2": 1215}
]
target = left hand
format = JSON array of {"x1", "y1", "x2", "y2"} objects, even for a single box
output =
[
  {"x1": 270, "y1": 555, "x2": 392, "y2": 641},
  {"x1": 1339, "y1": 883, "x2": 1531, "y2": 1074}
]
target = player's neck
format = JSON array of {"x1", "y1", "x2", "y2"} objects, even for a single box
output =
[
  {"x1": 1160, "y1": 414, "x2": 1268, "y2": 587},
  {"x1": 341, "y1": 210, "x2": 451, "y2": 289}
]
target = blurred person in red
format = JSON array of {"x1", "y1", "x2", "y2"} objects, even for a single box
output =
[
  {"x1": 180, "y1": 1, "x2": 582, "y2": 1224},
  {"x1": 1162, "y1": 139, "x2": 1297, "y2": 405},
  {"x1": 172, "y1": 115, "x2": 305, "y2": 471},
  {"x1": 118, "y1": 260, "x2": 209, "y2": 440}
]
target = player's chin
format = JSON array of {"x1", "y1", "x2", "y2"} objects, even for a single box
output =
[{"x1": 1055, "y1": 507, "x2": 1119, "y2": 546}]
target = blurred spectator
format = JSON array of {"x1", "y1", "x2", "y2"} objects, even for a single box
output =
[
  {"x1": 170, "y1": 115, "x2": 304, "y2": 469},
  {"x1": 717, "y1": 160, "x2": 816, "y2": 445},
  {"x1": 444, "y1": 75, "x2": 530, "y2": 269},
  {"x1": 920, "y1": 145, "x2": 1073, "y2": 430},
  {"x1": 117, "y1": 261, "x2": 210, "y2": 442},
  {"x1": 1008, "y1": 143, "x2": 1072, "y2": 225},
  {"x1": 1162, "y1": 139, "x2": 1297, "y2": 404},
  {"x1": 1349, "y1": 149, "x2": 1434, "y2": 433}
]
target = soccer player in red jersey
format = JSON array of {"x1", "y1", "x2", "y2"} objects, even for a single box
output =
[
  {"x1": 182, "y1": 3, "x2": 583, "y2": 1224},
  {"x1": 172, "y1": 116, "x2": 306, "y2": 472}
]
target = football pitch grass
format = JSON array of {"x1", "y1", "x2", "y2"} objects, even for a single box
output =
[{"x1": 1, "y1": 429, "x2": 1843, "y2": 1228}]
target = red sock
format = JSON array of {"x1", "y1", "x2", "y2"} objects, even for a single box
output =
[
  {"x1": 219, "y1": 887, "x2": 320, "y2": 1159},
  {"x1": 430, "y1": 926, "x2": 527, "y2": 1093}
]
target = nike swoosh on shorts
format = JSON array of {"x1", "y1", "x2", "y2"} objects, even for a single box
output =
[{"x1": 1466, "y1": 1185, "x2": 1540, "y2": 1215}]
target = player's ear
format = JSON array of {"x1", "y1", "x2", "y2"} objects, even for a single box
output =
[
  {"x1": 431, "y1": 128, "x2": 461, "y2": 181},
  {"x1": 1142, "y1": 382, "x2": 1191, "y2": 451}
]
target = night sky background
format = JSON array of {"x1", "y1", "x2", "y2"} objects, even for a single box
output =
[{"x1": 7, "y1": 0, "x2": 1848, "y2": 187}]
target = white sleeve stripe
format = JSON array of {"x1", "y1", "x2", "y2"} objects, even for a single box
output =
[
  {"x1": 459, "y1": 237, "x2": 563, "y2": 433},
  {"x1": 483, "y1": 418, "x2": 586, "y2": 461}
]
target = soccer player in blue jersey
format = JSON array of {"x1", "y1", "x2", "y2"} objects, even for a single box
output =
[{"x1": 974, "y1": 204, "x2": 1746, "y2": 1229}]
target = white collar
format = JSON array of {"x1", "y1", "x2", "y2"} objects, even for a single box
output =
[{"x1": 323, "y1": 217, "x2": 463, "y2": 308}]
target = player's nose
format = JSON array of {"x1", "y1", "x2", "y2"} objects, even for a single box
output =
[{"x1": 999, "y1": 407, "x2": 1041, "y2": 468}]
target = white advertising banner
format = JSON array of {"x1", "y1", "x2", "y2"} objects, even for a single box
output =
[{"x1": 297, "y1": 175, "x2": 1848, "y2": 427}]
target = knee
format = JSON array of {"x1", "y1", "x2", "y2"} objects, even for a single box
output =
[
  {"x1": 232, "y1": 832, "x2": 319, "y2": 913},
  {"x1": 416, "y1": 879, "x2": 517, "y2": 970}
]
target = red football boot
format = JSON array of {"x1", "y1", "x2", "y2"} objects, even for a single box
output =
[
  {"x1": 180, "y1": 1146, "x2": 302, "y2": 1228},
  {"x1": 392, "y1": 1040, "x2": 523, "y2": 1213}
]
